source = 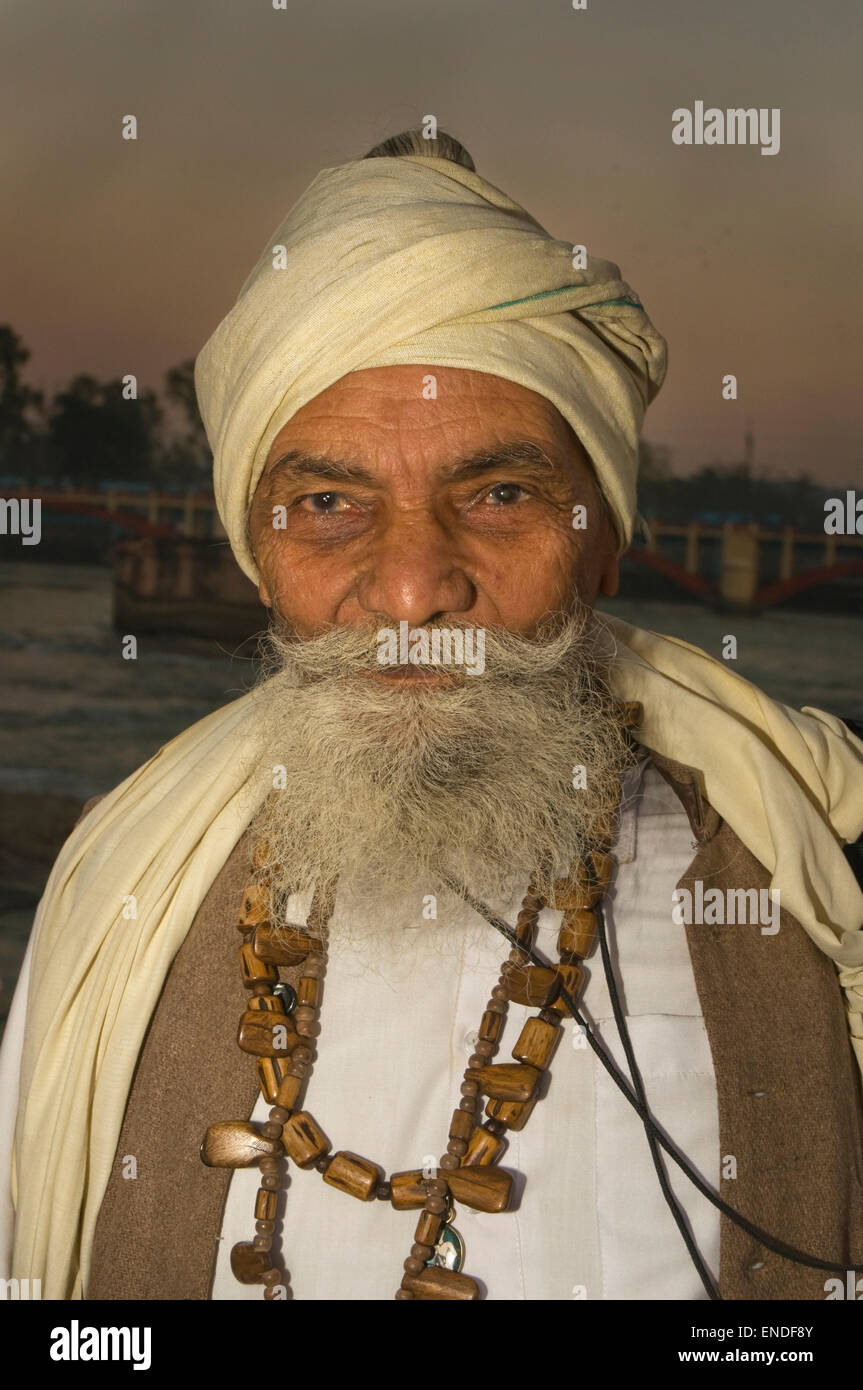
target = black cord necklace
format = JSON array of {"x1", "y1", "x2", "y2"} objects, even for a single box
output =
[{"x1": 444, "y1": 875, "x2": 863, "y2": 1292}]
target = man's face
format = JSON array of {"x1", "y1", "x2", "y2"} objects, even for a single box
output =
[{"x1": 248, "y1": 365, "x2": 620, "y2": 645}]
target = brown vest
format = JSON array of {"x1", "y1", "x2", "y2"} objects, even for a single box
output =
[{"x1": 85, "y1": 751, "x2": 863, "y2": 1300}]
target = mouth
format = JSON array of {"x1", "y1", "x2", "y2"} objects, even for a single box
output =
[{"x1": 368, "y1": 665, "x2": 460, "y2": 687}]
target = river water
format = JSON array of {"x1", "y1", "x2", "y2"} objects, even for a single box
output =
[
  {"x1": 1, "y1": 560, "x2": 861, "y2": 1026},
  {"x1": 2, "y1": 561, "x2": 860, "y2": 799}
]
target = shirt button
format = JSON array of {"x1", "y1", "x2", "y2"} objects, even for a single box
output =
[{"x1": 463, "y1": 1029, "x2": 479, "y2": 1053}]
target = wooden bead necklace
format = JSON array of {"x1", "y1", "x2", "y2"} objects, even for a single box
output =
[{"x1": 201, "y1": 709, "x2": 639, "y2": 1300}]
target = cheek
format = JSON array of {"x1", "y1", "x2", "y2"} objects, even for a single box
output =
[
  {"x1": 479, "y1": 529, "x2": 579, "y2": 622},
  {"x1": 255, "y1": 531, "x2": 352, "y2": 626}
]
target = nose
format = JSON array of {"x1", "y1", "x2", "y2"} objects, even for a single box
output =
[{"x1": 355, "y1": 512, "x2": 475, "y2": 626}]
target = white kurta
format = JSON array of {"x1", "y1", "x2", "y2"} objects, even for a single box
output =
[{"x1": 0, "y1": 760, "x2": 721, "y2": 1299}]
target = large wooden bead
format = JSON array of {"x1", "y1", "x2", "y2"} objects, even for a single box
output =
[
  {"x1": 238, "y1": 941, "x2": 279, "y2": 989},
  {"x1": 552, "y1": 961, "x2": 584, "y2": 1013},
  {"x1": 274, "y1": 1071, "x2": 304, "y2": 1112},
  {"x1": 257, "y1": 1055, "x2": 292, "y2": 1104},
  {"x1": 414, "y1": 1210, "x2": 443, "y2": 1245},
  {"x1": 472, "y1": 1063, "x2": 541, "y2": 1103},
  {"x1": 548, "y1": 879, "x2": 586, "y2": 912},
  {"x1": 511, "y1": 1016, "x2": 561, "y2": 1070},
  {"x1": 448, "y1": 1108, "x2": 475, "y2": 1142},
  {"x1": 461, "y1": 1123, "x2": 505, "y2": 1168},
  {"x1": 255, "y1": 1189, "x2": 278, "y2": 1222},
  {"x1": 237, "y1": 885, "x2": 270, "y2": 929},
  {"x1": 549, "y1": 852, "x2": 614, "y2": 911},
  {"x1": 485, "y1": 1094, "x2": 538, "y2": 1132},
  {"x1": 200, "y1": 1121, "x2": 283, "y2": 1168},
  {"x1": 238, "y1": 1009, "x2": 297, "y2": 1057},
  {"x1": 478, "y1": 1009, "x2": 505, "y2": 1043},
  {"x1": 253, "y1": 921, "x2": 317, "y2": 966},
  {"x1": 322, "y1": 1150, "x2": 382, "y2": 1201},
  {"x1": 281, "y1": 1111, "x2": 330, "y2": 1168},
  {"x1": 402, "y1": 1267, "x2": 480, "y2": 1300},
  {"x1": 230, "y1": 1240, "x2": 271, "y2": 1284},
  {"x1": 501, "y1": 964, "x2": 560, "y2": 1008},
  {"x1": 253, "y1": 839, "x2": 280, "y2": 871},
  {"x1": 576, "y1": 852, "x2": 614, "y2": 903},
  {"x1": 447, "y1": 1166, "x2": 512, "y2": 1213},
  {"x1": 558, "y1": 909, "x2": 597, "y2": 958},
  {"x1": 390, "y1": 1171, "x2": 431, "y2": 1210},
  {"x1": 297, "y1": 976, "x2": 319, "y2": 1007},
  {"x1": 248, "y1": 992, "x2": 286, "y2": 1014}
]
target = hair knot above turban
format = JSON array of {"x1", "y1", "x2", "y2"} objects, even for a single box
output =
[{"x1": 194, "y1": 154, "x2": 668, "y2": 581}]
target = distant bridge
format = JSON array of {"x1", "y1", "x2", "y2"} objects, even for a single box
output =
[
  {"x1": 6, "y1": 489, "x2": 863, "y2": 612},
  {"x1": 623, "y1": 520, "x2": 863, "y2": 611},
  {"x1": 11, "y1": 488, "x2": 215, "y2": 540}
]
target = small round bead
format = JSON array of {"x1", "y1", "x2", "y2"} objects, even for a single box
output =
[
  {"x1": 253, "y1": 1235, "x2": 272, "y2": 1252},
  {"x1": 466, "y1": 1054, "x2": 484, "y2": 1069},
  {"x1": 261, "y1": 1174, "x2": 281, "y2": 1192},
  {"x1": 491, "y1": 985, "x2": 508, "y2": 1001},
  {"x1": 485, "y1": 1118, "x2": 506, "y2": 1137},
  {"x1": 259, "y1": 1156, "x2": 280, "y2": 1175},
  {"x1": 403, "y1": 1256, "x2": 425, "y2": 1276},
  {"x1": 486, "y1": 999, "x2": 507, "y2": 1015},
  {"x1": 264, "y1": 1284, "x2": 287, "y2": 1301},
  {"x1": 256, "y1": 1219, "x2": 275, "y2": 1235},
  {"x1": 424, "y1": 1195, "x2": 446, "y2": 1214},
  {"x1": 460, "y1": 1079, "x2": 480, "y2": 1097},
  {"x1": 426, "y1": 1178, "x2": 448, "y2": 1195},
  {"x1": 292, "y1": 1046, "x2": 313, "y2": 1064},
  {"x1": 286, "y1": 1061, "x2": 307, "y2": 1079},
  {"x1": 261, "y1": 1121, "x2": 282, "y2": 1140},
  {"x1": 474, "y1": 1040, "x2": 494, "y2": 1057},
  {"x1": 395, "y1": 1289, "x2": 414, "y2": 1300},
  {"x1": 294, "y1": 1005, "x2": 316, "y2": 1024},
  {"x1": 314, "y1": 1155, "x2": 330, "y2": 1173},
  {"x1": 411, "y1": 1242, "x2": 433, "y2": 1260},
  {"x1": 439, "y1": 1154, "x2": 459, "y2": 1171},
  {"x1": 296, "y1": 1020, "x2": 321, "y2": 1037},
  {"x1": 447, "y1": 1138, "x2": 468, "y2": 1157},
  {"x1": 269, "y1": 1105, "x2": 291, "y2": 1124},
  {"x1": 303, "y1": 957, "x2": 324, "y2": 977},
  {"x1": 262, "y1": 1267, "x2": 282, "y2": 1286},
  {"x1": 376, "y1": 1180, "x2": 392, "y2": 1201},
  {"x1": 458, "y1": 1096, "x2": 476, "y2": 1112}
]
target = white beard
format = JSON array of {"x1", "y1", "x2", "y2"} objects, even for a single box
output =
[{"x1": 248, "y1": 605, "x2": 635, "y2": 946}]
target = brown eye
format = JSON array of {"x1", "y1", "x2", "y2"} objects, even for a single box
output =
[
  {"x1": 485, "y1": 483, "x2": 527, "y2": 505},
  {"x1": 300, "y1": 492, "x2": 346, "y2": 513}
]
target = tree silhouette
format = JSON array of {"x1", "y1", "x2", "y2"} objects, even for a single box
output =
[
  {"x1": 156, "y1": 359, "x2": 212, "y2": 488},
  {"x1": 0, "y1": 325, "x2": 44, "y2": 482},
  {"x1": 48, "y1": 375, "x2": 163, "y2": 488}
]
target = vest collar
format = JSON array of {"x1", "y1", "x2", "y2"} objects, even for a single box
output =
[{"x1": 639, "y1": 744, "x2": 721, "y2": 844}]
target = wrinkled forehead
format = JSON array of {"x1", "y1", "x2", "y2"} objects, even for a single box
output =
[{"x1": 255, "y1": 363, "x2": 596, "y2": 483}]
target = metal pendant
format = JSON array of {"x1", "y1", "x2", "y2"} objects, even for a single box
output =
[
  {"x1": 273, "y1": 982, "x2": 297, "y2": 1014},
  {"x1": 427, "y1": 1200, "x2": 466, "y2": 1272}
]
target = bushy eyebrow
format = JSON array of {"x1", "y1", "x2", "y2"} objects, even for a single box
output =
[{"x1": 262, "y1": 439, "x2": 558, "y2": 489}]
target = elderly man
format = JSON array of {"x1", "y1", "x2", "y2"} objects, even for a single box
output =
[{"x1": 3, "y1": 129, "x2": 863, "y2": 1304}]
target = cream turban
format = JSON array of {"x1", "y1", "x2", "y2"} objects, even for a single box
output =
[{"x1": 194, "y1": 153, "x2": 668, "y2": 583}]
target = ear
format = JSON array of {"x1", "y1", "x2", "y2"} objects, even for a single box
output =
[{"x1": 598, "y1": 553, "x2": 620, "y2": 598}]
